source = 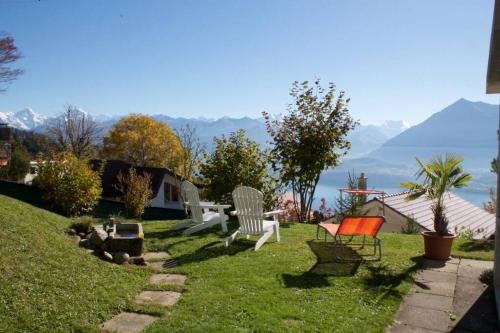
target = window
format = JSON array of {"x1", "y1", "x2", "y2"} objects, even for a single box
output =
[{"x1": 164, "y1": 182, "x2": 179, "y2": 202}]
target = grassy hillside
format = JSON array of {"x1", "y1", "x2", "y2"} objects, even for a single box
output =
[{"x1": 0, "y1": 195, "x2": 150, "y2": 333}]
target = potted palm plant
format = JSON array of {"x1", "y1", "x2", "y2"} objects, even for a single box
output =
[{"x1": 401, "y1": 154, "x2": 472, "y2": 260}]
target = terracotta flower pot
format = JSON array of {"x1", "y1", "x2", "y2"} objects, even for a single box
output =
[{"x1": 421, "y1": 231, "x2": 456, "y2": 260}]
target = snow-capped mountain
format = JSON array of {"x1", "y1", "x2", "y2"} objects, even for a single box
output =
[
  {"x1": 0, "y1": 108, "x2": 45, "y2": 131},
  {"x1": 1, "y1": 107, "x2": 410, "y2": 155}
]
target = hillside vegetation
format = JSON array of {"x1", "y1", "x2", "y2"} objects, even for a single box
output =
[{"x1": 0, "y1": 195, "x2": 150, "y2": 332}]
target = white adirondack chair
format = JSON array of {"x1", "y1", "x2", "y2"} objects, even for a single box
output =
[
  {"x1": 171, "y1": 181, "x2": 231, "y2": 236},
  {"x1": 226, "y1": 186, "x2": 283, "y2": 251}
]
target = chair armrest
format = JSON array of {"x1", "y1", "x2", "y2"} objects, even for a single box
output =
[
  {"x1": 199, "y1": 202, "x2": 231, "y2": 209},
  {"x1": 264, "y1": 210, "x2": 284, "y2": 217}
]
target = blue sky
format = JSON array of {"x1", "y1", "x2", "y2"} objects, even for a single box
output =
[{"x1": 0, "y1": 0, "x2": 497, "y2": 125}]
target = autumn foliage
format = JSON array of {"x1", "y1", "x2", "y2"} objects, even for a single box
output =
[{"x1": 102, "y1": 114, "x2": 182, "y2": 170}]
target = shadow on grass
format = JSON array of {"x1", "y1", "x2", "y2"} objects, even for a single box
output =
[
  {"x1": 361, "y1": 256, "x2": 422, "y2": 299},
  {"x1": 282, "y1": 240, "x2": 362, "y2": 289},
  {"x1": 169, "y1": 240, "x2": 254, "y2": 266},
  {"x1": 457, "y1": 240, "x2": 494, "y2": 252}
]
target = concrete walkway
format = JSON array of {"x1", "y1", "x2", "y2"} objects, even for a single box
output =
[
  {"x1": 101, "y1": 252, "x2": 186, "y2": 333},
  {"x1": 388, "y1": 258, "x2": 497, "y2": 333}
]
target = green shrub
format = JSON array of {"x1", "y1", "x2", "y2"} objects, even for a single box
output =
[
  {"x1": 480, "y1": 269, "x2": 493, "y2": 285},
  {"x1": 116, "y1": 168, "x2": 152, "y2": 219},
  {"x1": 200, "y1": 129, "x2": 279, "y2": 210},
  {"x1": 0, "y1": 143, "x2": 31, "y2": 181},
  {"x1": 70, "y1": 216, "x2": 93, "y2": 234},
  {"x1": 401, "y1": 217, "x2": 421, "y2": 234},
  {"x1": 35, "y1": 152, "x2": 102, "y2": 216}
]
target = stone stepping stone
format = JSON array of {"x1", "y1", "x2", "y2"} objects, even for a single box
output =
[
  {"x1": 150, "y1": 273, "x2": 186, "y2": 285},
  {"x1": 147, "y1": 259, "x2": 178, "y2": 270},
  {"x1": 101, "y1": 312, "x2": 158, "y2": 333},
  {"x1": 135, "y1": 291, "x2": 182, "y2": 307},
  {"x1": 143, "y1": 251, "x2": 171, "y2": 261}
]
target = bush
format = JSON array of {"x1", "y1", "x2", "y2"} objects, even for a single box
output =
[
  {"x1": 0, "y1": 143, "x2": 31, "y2": 181},
  {"x1": 116, "y1": 168, "x2": 152, "y2": 219},
  {"x1": 200, "y1": 130, "x2": 279, "y2": 210},
  {"x1": 401, "y1": 217, "x2": 421, "y2": 234},
  {"x1": 70, "y1": 216, "x2": 93, "y2": 234},
  {"x1": 35, "y1": 152, "x2": 102, "y2": 216},
  {"x1": 480, "y1": 269, "x2": 493, "y2": 285}
]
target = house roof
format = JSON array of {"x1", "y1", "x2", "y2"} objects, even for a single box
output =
[
  {"x1": 368, "y1": 191, "x2": 495, "y2": 239},
  {"x1": 487, "y1": 0, "x2": 500, "y2": 93},
  {"x1": 90, "y1": 159, "x2": 176, "y2": 198}
]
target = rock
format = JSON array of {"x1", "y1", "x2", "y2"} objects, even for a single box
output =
[
  {"x1": 71, "y1": 235, "x2": 81, "y2": 243},
  {"x1": 78, "y1": 232, "x2": 86, "y2": 238},
  {"x1": 68, "y1": 228, "x2": 77, "y2": 236},
  {"x1": 79, "y1": 238, "x2": 89, "y2": 248},
  {"x1": 88, "y1": 229, "x2": 108, "y2": 248},
  {"x1": 101, "y1": 251, "x2": 113, "y2": 262},
  {"x1": 114, "y1": 252, "x2": 130, "y2": 265},
  {"x1": 129, "y1": 256, "x2": 146, "y2": 266}
]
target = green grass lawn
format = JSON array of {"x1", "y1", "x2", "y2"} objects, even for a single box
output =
[
  {"x1": 139, "y1": 219, "x2": 493, "y2": 333},
  {"x1": 0, "y1": 193, "x2": 494, "y2": 332}
]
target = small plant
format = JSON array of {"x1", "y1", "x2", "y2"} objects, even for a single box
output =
[
  {"x1": 334, "y1": 171, "x2": 367, "y2": 220},
  {"x1": 70, "y1": 216, "x2": 93, "y2": 234},
  {"x1": 480, "y1": 269, "x2": 493, "y2": 285},
  {"x1": 115, "y1": 168, "x2": 152, "y2": 219},
  {"x1": 35, "y1": 151, "x2": 102, "y2": 216},
  {"x1": 454, "y1": 226, "x2": 476, "y2": 240},
  {"x1": 401, "y1": 216, "x2": 420, "y2": 234},
  {"x1": 401, "y1": 154, "x2": 472, "y2": 235}
]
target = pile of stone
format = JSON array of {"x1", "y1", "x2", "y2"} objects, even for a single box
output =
[{"x1": 67, "y1": 219, "x2": 146, "y2": 266}]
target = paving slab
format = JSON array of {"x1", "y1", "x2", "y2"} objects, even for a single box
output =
[
  {"x1": 388, "y1": 323, "x2": 443, "y2": 333},
  {"x1": 414, "y1": 270, "x2": 457, "y2": 297},
  {"x1": 135, "y1": 291, "x2": 182, "y2": 307},
  {"x1": 421, "y1": 258, "x2": 459, "y2": 274},
  {"x1": 147, "y1": 261, "x2": 167, "y2": 271},
  {"x1": 143, "y1": 251, "x2": 171, "y2": 261},
  {"x1": 457, "y1": 259, "x2": 493, "y2": 278},
  {"x1": 403, "y1": 292, "x2": 453, "y2": 312},
  {"x1": 395, "y1": 305, "x2": 451, "y2": 332},
  {"x1": 150, "y1": 273, "x2": 186, "y2": 285},
  {"x1": 101, "y1": 312, "x2": 158, "y2": 333}
]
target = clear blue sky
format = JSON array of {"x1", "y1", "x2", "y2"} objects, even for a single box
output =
[{"x1": 0, "y1": 0, "x2": 497, "y2": 125}]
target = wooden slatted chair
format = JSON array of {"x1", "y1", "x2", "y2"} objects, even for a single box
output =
[
  {"x1": 317, "y1": 216, "x2": 385, "y2": 261},
  {"x1": 225, "y1": 186, "x2": 283, "y2": 251},
  {"x1": 171, "y1": 181, "x2": 231, "y2": 236}
]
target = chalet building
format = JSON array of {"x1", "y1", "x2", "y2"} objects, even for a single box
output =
[
  {"x1": 90, "y1": 160, "x2": 184, "y2": 210},
  {"x1": 362, "y1": 191, "x2": 495, "y2": 239}
]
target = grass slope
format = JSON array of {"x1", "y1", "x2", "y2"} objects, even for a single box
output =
[{"x1": 0, "y1": 195, "x2": 150, "y2": 333}]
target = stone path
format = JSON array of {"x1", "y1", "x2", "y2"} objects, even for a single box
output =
[
  {"x1": 101, "y1": 252, "x2": 186, "y2": 333},
  {"x1": 388, "y1": 258, "x2": 495, "y2": 333}
]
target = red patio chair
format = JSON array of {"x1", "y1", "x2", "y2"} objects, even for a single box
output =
[{"x1": 316, "y1": 216, "x2": 385, "y2": 261}]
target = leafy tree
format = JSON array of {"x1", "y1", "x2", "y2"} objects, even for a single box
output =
[
  {"x1": 0, "y1": 35, "x2": 23, "y2": 92},
  {"x1": 200, "y1": 129, "x2": 278, "y2": 209},
  {"x1": 0, "y1": 142, "x2": 30, "y2": 181},
  {"x1": 35, "y1": 152, "x2": 102, "y2": 216},
  {"x1": 102, "y1": 114, "x2": 182, "y2": 170},
  {"x1": 115, "y1": 168, "x2": 152, "y2": 219},
  {"x1": 263, "y1": 79, "x2": 356, "y2": 223},
  {"x1": 483, "y1": 157, "x2": 497, "y2": 214},
  {"x1": 45, "y1": 105, "x2": 100, "y2": 159},
  {"x1": 401, "y1": 154, "x2": 472, "y2": 235},
  {"x1": 11, "y1": 128, "x2": 55, "y2": 157}
]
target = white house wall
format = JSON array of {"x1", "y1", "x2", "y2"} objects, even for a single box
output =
[
  {"x1": 149, "y1": 175, "x2": 183, "y2": 210},
  {"x1": 362, "y1": 201, "x2": 422, "y2": 233}
]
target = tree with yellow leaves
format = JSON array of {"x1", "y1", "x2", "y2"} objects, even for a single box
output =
[{"x1": 102, "y1": 114, "x2": 182, "y2": 170}]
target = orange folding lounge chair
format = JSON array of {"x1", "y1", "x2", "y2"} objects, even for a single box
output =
[{"x1": 316, "y1": 216, "x2": 385, "y2": 261}]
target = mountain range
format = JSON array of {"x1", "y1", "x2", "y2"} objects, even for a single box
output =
[
  {"x1": 1, "y1": 98, "x2": 497, "y2": 202},
  {"x1": 0, "y1": 108, "x2": 409, "y2": 156}
]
